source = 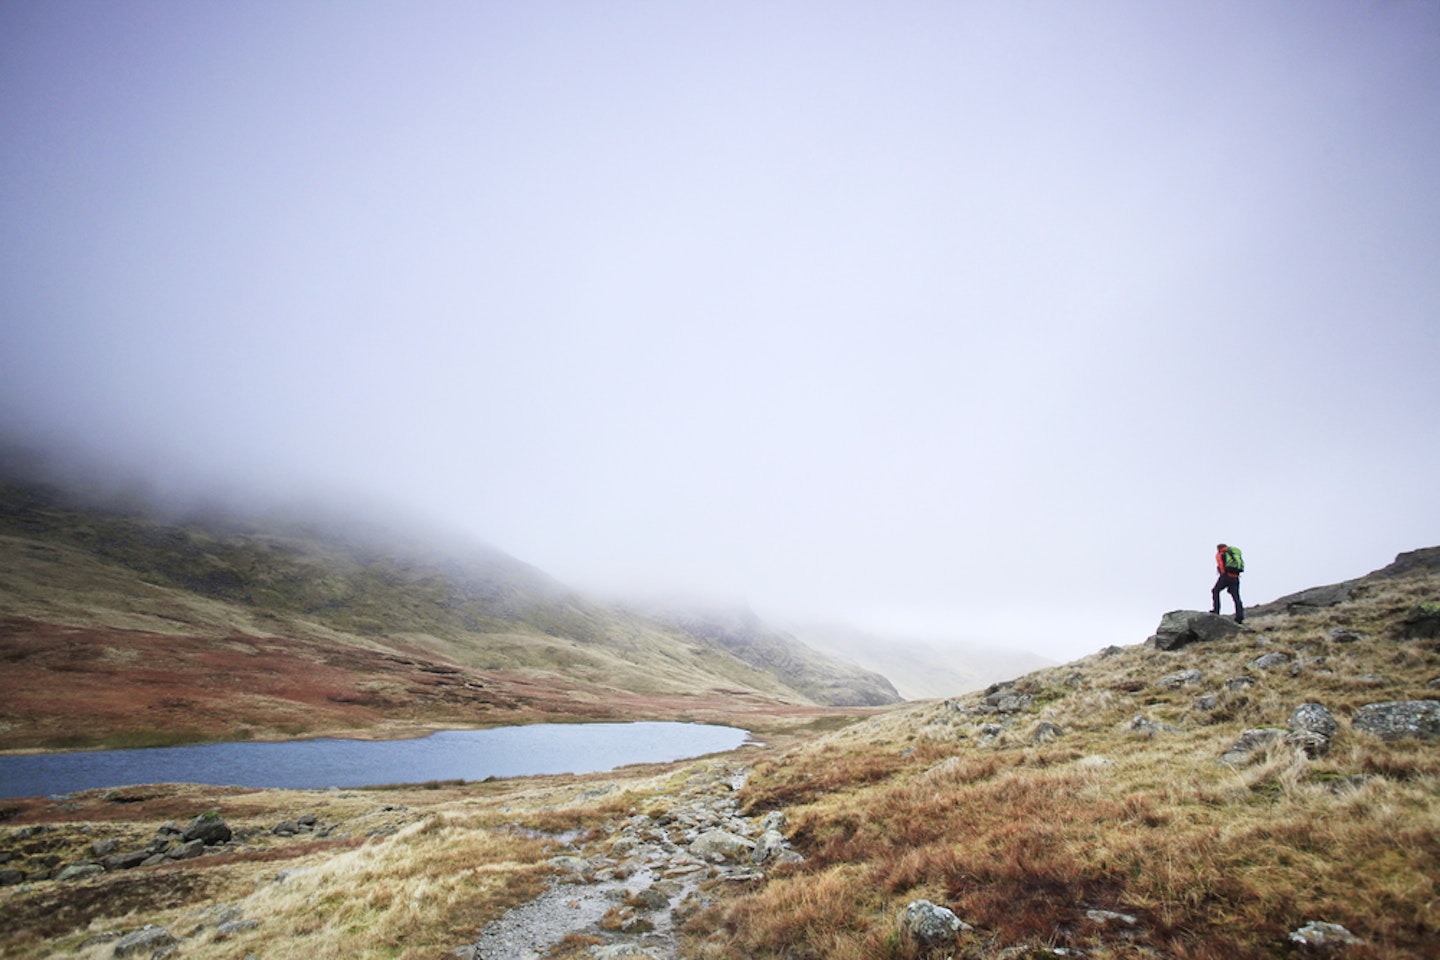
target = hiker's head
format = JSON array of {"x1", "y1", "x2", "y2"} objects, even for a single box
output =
[{"x1": 1216, "y1": 543, "x2": 1227, "y2": 551}]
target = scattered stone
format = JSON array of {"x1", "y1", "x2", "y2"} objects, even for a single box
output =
[
  {"x1": 0, "y1": 868, "x2": 25, "y2": 885},
  {"x1": 898, "y1": 898, "x2": 970, "y2": 950},
  {"x1": 1157, "y1": 668, "x2": 1203, "y2": 689},
  {"x1": 1289, "y1": 920, "x2": 1362, "y2": 949},
  {"x1": 1225, "y1": 676, "x2": 1256, "y2": 691},
  {"x1": 1220, "y1": 729, "x2": 1285, "y2": 764},
  {"x1": 113, "y1": 925, "x2": 176, "y2": 958},
  {"x1": 1288, "y1": 702, "x2": 1338, "y2": 758},
  {"x1": 215, "y1": 918, "x2": 261, "y2": 938},
  {"x1": 1250, "y1": 652, "x2": 1292, "y2": 671},
  {"x1": 1128, "y1": 716, "x2": 1179, "y2": 737},
  {"x1": 1194, "y1": 695, "x2": 1220, "y2": 712},
  {"x1": 1086, "y1": 909, "x2": 1138, "y2": 926},
  {"x1": 1353, "y1": 700, "x2": 1440, "y2": 741},
  {"x1": 1328, "y1": 629, "x2": 1363, "y2": 643},
  {"x1": 1031, "y1": 721, "x2": 1065, "y2": 744},
  {"x1": 90, "y1": 839, "x2": 120, "y2": 858}
]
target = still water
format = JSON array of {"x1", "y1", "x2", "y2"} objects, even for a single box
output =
[{"x1": 0, "y1": 722, "x2": 751, "y2": 800}]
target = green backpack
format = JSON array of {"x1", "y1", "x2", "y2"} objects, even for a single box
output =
[{"x1": 1224, "y1": 546, "x2": 1245, "y2": 574}]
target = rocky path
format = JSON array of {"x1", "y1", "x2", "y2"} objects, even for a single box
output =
[{"x1": 458, "y1": 761, "x2": 800, "y2": 960}]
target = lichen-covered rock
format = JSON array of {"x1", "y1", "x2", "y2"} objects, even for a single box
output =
[
  {"x1": 1289, "y1": 920, "x2": 1362, "y2": 949},
  {"x1": 1353, "y1": 700, "x2": 1440, "y2": 741},
  {"x1": 113, "y1": 925, "x2": 175, "y2": 957},
  {"x1": 687, "y1": 829, "x2": 754, "y2": 863},
  {"x1": 898, "y1": 898, "x2": 970, "y2": 949},
  {"x1": 1288, "y1": 702, "x2": 1339, "y2": 756}
]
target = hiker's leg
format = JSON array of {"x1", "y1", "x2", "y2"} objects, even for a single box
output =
[
  {"x1": 1211, "y1": 575, "x2": 1226, "y2": 615},
  {"x1": 1230, "y1": 579, "x2": 1244, "y2": 622}
]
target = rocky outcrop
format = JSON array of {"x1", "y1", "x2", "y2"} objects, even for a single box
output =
[{"x1": 1148, "y1": 611, "x2": 1244, "y2": 651}]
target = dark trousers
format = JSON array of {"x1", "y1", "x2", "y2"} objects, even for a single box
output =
[{"x1": 1212, "y1": 574, "x2": 1243, "y2": 622}]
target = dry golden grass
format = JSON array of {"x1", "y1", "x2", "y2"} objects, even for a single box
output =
[{"x1": 685, "y1": 570, "x2": 1440, "y2": 959}]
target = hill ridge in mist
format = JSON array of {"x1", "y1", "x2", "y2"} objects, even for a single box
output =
[{"x1": 0, "y1": 470, "x2": 902, "y2": 751}]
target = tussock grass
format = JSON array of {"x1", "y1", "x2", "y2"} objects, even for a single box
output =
[{"x1": 688, "y1": 571, "x2": 1440, "y2": 958}]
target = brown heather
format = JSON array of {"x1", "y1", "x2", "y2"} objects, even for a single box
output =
[{"x1": 685, "y1": 569, "x2": 1440, "y2": 959}]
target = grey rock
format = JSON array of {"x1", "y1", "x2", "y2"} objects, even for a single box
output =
[
  {"x1": 1150, "y1": 610, "x2": 1244, "y2": 651},
  {"x1": 1289, "y1": 920, "x2": 1362, "y2": 949},
  {"x1": 1353, "y1": 700, "x2": 1440, "y2": 741},
  {"x1": 1401, "y1": 604, "x2": 1440, "y2": 640},
  {"x1": 113, "y1": 925, "x2": 176, "y2": 957},
  {"x1": 104, "y1": 849, "x2": 152, "y2": 871},
  {"x1": 0, "y1": 867, "x2": 25, "y2": 885},
  {"x1": 1328, "y1": 629, "x2": 1363, "y2": 643},
  {"x1": 1289, "y1": 702, "x2": 1338, "y2": 739},
  {"x1": 1086, "y1": 909, "x2": 1138, "y2": 926},
  {"x1": 1129, "y1": 715, "x2": 1179, "y2": 736},
  {"x1": 57, "y1": 862, "x2": 105, "y2": 882},
  {"x1": 688, "y1": 829, "x2": 754, "y2": 863},
  {"x1": 182, "y1": 813, "x2": 232, "y2": 845},
  {"x1": 1225, "y1": 675, "x2": 1257, "y2": 691},
  {"x1": 751, "y1": 829, "x2": 788, "y2": 864},
  {"x1": 1158, "y1": 668, "x2": 1203, "y2": 689},
  {"x1": 899, "y1": 898, "x2": 970, "y2": 949},
  {"x1": 1031, "y1": 721, "x2": 1065, "y2": 744},
  {"x1": 215, "y1": 918, "x2": 261, "y2": 937},
  {"x1": 169, "y1": 839, "x2": 206, "y2": 860},
  {"x1": 90, "y1": 839, "x2": 120, "y2": 858},
  {"x1": 1250, "y1": 652, "x2": 1292, "y2": 670}
]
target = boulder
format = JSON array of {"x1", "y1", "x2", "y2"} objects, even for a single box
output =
[
  {"x1": 1401, "y1": 604, "x2": 1440, "y2": 640},
  {"x1": 56, "y1": 862, "x2": 105, "y2": 882},
  {"x1": 898, "y1": 899, "x2": 970, "y2": 950},
  {"x1": 1289, "y1": 702, "x2": 1338, "y2": 739},
  {"x1": 688, "y1": 829, "x2": 755, "y2": 863},
  {"x1": 182, "y1": 813, "x2": 232, "y2": 845},
  {"x1": 751, "y1": 829, "x2": 789, "y2": 864},
  {"x1": 1150, "y1": 611, "x2": 1243, "y2": 651},
  {"x1": 1287, "y1": 702, "x2": 1339, "y2": 757},
  {"x1": 1250, "y1": 652, "x2": 1291, "y2": 671},
  {"x1": 1353, "y1": 700, "x2": 1440, "y2": 741},
  {"x1": 113, "y1": 925, "x2": 176, "y2": 958}
]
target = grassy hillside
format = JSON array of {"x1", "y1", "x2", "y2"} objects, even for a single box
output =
[
  {"x1": 690, "y1": 547, "x2": 1440, "y2": 958},
  {"x1": 1, "y1": 549, "x2": 1434, "y2": 959},
  {"x1": 0, "y1": 475, "x2": 896, "y2": 750}
]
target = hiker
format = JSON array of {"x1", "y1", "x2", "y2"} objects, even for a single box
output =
[{"x1": 1211, "y1": 543, "x2": 1244, "y2": 623}]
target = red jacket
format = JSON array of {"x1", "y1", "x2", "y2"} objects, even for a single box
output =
[{"x1": 1216, "y1": 549, "x2": 1240, "y2": 576}]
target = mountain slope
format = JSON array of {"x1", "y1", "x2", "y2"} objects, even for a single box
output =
[
  {"x1": 688, "y1": 546, "x2": 1440, "y2": 958},
  {"x1": 0, "y1": 473, "x2": 898, "y2": 750}
]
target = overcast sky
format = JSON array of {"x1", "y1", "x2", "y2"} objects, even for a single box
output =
[{"x1": 3, "y1": 1, "x2": 1437, "y2": 662}]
